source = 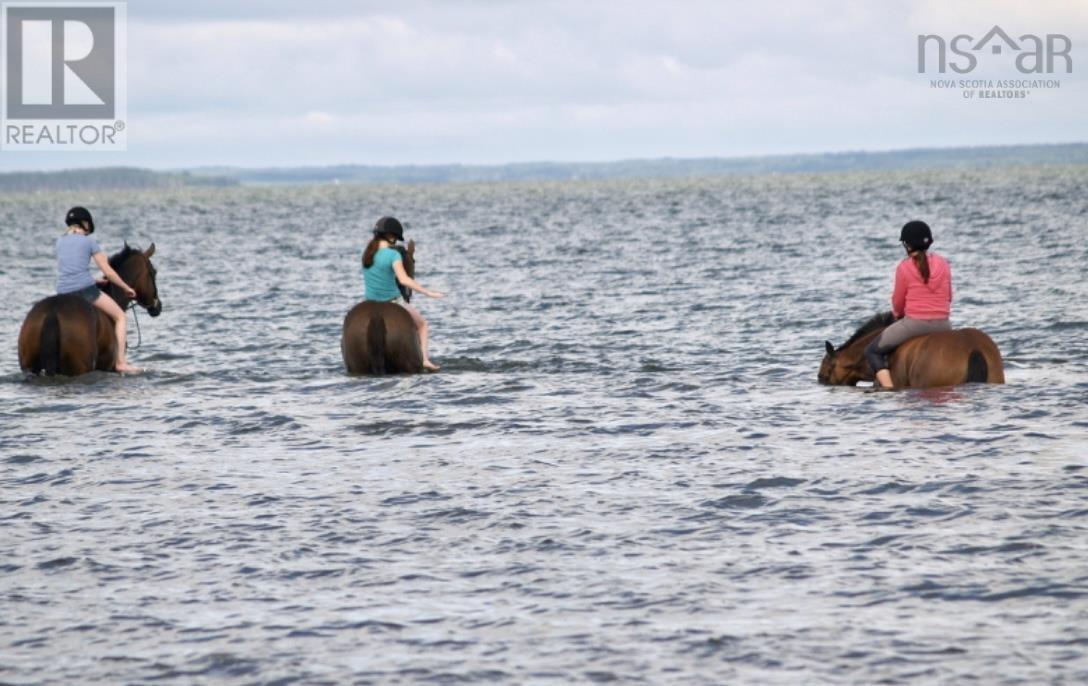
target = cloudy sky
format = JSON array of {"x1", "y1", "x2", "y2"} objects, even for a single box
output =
[{"x1": 3, "y1": 0, "x2": 1086, "y2": 170}]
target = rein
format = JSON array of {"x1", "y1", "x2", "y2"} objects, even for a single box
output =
[
  {"x1": 105, "y1": 280, "x2": 143, "y2": 351},
  {"x1": 125, "y1": 299, "x2": 142, "y2": 350}
]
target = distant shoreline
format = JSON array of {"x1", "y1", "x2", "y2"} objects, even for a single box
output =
[{"x1": 2, "y1": 142, "x2": 1085, "y2": 192}]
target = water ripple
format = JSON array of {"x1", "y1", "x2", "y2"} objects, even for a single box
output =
[{"x1": 0, "y1": 169, "x2": 1086, "y2": 684}]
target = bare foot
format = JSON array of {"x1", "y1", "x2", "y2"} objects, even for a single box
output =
[
  {"x1": 115, "y1": 362, "x2": 141, "y2": 374},
  {"x1": 422, "y1": 360, "x2": 440, "y2": 372}
]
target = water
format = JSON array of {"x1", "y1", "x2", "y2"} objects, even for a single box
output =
[{"x1": 1, "y1": 167, "x2": 1087, "y2": 684}]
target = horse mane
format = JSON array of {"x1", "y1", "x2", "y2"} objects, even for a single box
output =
[
  {"x1": 394, "y1": 245, "x2": 413, "y2": 303},
  {"x1": 840, "y1": 311, "x2": 896, "y2": 350},
  {"x1": 108, "y1": 244, "x2": 142, "y2": 270}
]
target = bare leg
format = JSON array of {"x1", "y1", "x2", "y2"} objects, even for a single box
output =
[
  {"x1": 93, "y1": 294, "x2": 138, "y2": 373},
  {"x1": 402, "y1": 304, "x2": 439, "y2": 371},
  {"x1": 875, "y1": 369, "x2": 893, "y2": 389}
]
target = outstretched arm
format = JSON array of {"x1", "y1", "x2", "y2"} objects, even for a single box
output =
[
  {"x1": 92, "y1": 252, "x2": 136, "y2": 299},
  {"x1": 393, "y1": 260, "x2": 446, "y2": 299}
]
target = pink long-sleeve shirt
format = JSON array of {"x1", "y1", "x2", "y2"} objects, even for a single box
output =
[{"x1": 891, "y1": 252, "x2": 952, "y2": 320}]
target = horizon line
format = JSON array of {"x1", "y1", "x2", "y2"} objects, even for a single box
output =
[{"x1": 1, "y1": 140, "x2": 1085, "y2": 176}]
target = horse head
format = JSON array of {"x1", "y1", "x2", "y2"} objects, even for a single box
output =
[
  {"x1": 819, "y1": 312, "x2": 896, "y2": 385},
  {"x1": 110, "y1": 242, "x2": 162, "y2": 317},
  {"x1": 395, "y1": 240, "x2": 416, "y2": 303},
  {"x1": 819, "y1": 340, "x2": 869, "y2": 386}
]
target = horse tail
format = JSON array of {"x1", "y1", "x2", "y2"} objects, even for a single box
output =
[
  {"x1": 366, "y1": 315, "x2": 387, "y2": 375},
  {"x1": 966, "y1": 350, "x2": 988, "y2": 383},
  {"x1": 39, "y1": 309, "x2": 61, "y2": 376}
]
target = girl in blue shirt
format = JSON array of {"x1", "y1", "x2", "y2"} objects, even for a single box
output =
[
  {"x1": 56, "y1": 206, "x2": 139, "y2": 373},
  {"x1": 363, "y1": 216, "x2": 445, "y2": 371}
]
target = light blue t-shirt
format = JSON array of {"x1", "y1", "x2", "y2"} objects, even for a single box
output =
[
  {"x1": 363, "y1": 247, "x2": 403, "y2": 302},
  {"x1": 56, "y1": 233, "x2": 102, "y2": 294}
]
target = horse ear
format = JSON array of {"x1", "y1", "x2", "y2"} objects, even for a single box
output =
[
  {"x1": 407, "y1": 239, "x2": 415, "y2": 256},
  {"x1": 825, "y1": 341, "x2": 835, "y2": 356},
  {"x1": 144, "y1": 243, "x2": 156, "y2": 258}
]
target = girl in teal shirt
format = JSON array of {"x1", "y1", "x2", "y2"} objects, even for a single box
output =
[{"x1": 363, "y1": 216, "x2": 445, "y2": 371}]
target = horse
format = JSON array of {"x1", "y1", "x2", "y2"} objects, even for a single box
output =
[
  {"x1": 18, "y1": 243, "x2": 162, "y2": 376},
  {"x1": 342, "y1": 241, "x2": 423, "y2": 375},
  {"x1": 819, "y1": 312, "x2": 1005, "y2": 389}
]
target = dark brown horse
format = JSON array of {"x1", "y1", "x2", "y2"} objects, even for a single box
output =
[
  {"x1": 18, "y1": 243, "x2": 162, "y2": 376},
  {"x1": 819, "y1": 312, "x2": 1005, "y2": 388},
  {"x1": 342, "y1": 241, "x2": 423, "y2": 374}
]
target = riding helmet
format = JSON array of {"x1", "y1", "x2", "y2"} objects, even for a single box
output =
[
  {"x1": 66, "y1": 206, "x2": 95, "y2": 234},
  {"x1": 900, "y1": 220, "x2": 932, "y2": 251},
  {"x1": 374, "y1": 216, "x2": 405, "y2": 241}
]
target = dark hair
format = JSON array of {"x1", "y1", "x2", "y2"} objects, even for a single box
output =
[
  {"x1": 362, "y1": 232, "x2": 397, "y2": 269},
  {"x1": 912, "y1": 249, "x2": 930, "y2": 284}
]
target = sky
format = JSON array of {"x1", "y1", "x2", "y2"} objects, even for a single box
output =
[{"x1": 1, "y1": 0, "x2": 1086, "y2": 171}]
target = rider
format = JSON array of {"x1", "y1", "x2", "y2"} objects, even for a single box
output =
[
  {"x1": 362, "y1": 216, "x2": 445, "y2": 371},
  {"x1": 865, "y1": 220, "x2": 953, "y2": 389},
  {"x1": 56, "y1": 207, "x2": 139, "y2": 373}
]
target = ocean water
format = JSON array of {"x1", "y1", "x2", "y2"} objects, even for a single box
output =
[{"x1": 1, "y1": 166, "x2": 1086, "y2": 684}]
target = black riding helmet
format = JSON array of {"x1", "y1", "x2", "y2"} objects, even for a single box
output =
[
  {"x1": 900, "y1": 220, "x2": 932, "y2": 251},
  {"x1": 374, "y1": 216, "x2": 405, "y2": 241},
  {"x1": 66, "y1": 206, "x2": 95, "y2": 234}
]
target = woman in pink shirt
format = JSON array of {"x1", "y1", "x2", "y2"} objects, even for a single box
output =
[{"x1": 865, "y1": 221, "x2": 953, "y2": 388}]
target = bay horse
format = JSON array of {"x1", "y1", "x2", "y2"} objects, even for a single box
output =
[
  {"x1": 342, "y1": 241, "x2": 423, "y2": 375},
  {"x1": 819, "y1": 312, "x2": 1005, "y2": 388},
  {"x1": 18, "y1": 243, "x2": 162, "y2": 376}
]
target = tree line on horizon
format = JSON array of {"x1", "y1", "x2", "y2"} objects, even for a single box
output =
[
  {"x1": 2, "y1": 143, "x2": 1084, "y2": 192},
  {"x1": 0, "y1": 167, "x2": 238, "y2": 193}
]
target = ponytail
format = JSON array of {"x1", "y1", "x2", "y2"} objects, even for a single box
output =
[
  {"x1": 912, "y1": 250, "x2": 930, "y2": 284},
  {"x1": 362, "y1": 235, "x2": 382, "y2": 269}
]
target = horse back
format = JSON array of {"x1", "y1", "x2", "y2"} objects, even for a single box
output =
[{"x1": 892, "y1": 327, "x2": 1004, "y2": 387}]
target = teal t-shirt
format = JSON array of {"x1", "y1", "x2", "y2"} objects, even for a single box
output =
[{"x1": 363, "y1": 247, "x2": 403, "y2": 301}]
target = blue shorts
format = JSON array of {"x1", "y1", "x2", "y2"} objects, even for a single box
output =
[{"x1": 64, "y1": 284, "x2": 102, "y2": 304}]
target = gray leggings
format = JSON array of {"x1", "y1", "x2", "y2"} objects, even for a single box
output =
[{"x1": 864, "y1": 317, "x2": 951, "y2": 372}]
